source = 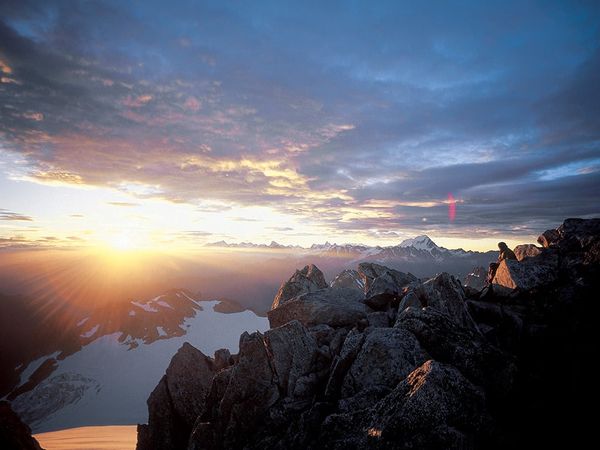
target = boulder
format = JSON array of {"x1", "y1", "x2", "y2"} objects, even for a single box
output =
[
  {"x1": 137, "y1": 343, "x2": 216, "y2": 450},
  {"x1": 492, "y1": 257, "x2": 557, "y2": 293},
  {"x1": 0, "y1": 401, "x2": 44, "y2": 450},
  {"x1": 513, "y1": 244, "x2": 542, "y2": 261},
  {"x1": 329, "y1": 269, "x2": 364, "y2": 292},
  {"x1": 537, "y1": 229, "x2": 560, "y2": 248},
  {"x1": 357, "y1": 263, "x2": 417, "y2": 297},
  {"x1": 319, "y1": 360, "x2": 493, "y2": 449},
  {"x1": 271, "y1": 264, "x2": 328, "y2": 309},
  {"x1": 268, "y1": 287, "x2": 369, "y2": 329},
  {"x1": 339, "y1": 327, "x2": 428, "y2": 411},
  {"x1": 396, "y1": 307, "x2": 516, "y2": 400},
  {"x1": 397, "y1": 272, "x2": 478, "y2": 331},
  {"x1": 363, "y1": 360, "x2": 493, "y2": 448}
]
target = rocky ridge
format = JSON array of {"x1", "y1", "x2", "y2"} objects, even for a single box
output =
[{"x1": 137, "y1": 218, "x2": 599, "y2": 449}]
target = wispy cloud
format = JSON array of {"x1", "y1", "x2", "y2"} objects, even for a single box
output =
[{"x1": 0, "y1": 208, "x2": 33, "y2": 221}]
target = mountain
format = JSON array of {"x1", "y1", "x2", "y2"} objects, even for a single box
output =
[
  {"x1": 3, "y1": 291, "x2": 268, "y2": 433},
  {"x1": 204, "y1": 240, "x2": 297, "y2": 249},
  {"x1": 137, "y1": 218, "x2": 599, "y2": 449},
  {"x1": 398, "y1": 234, "x2": 438, "y2": 250}
]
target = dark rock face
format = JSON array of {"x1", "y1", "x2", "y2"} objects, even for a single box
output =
[
  {"x1": 137, "y1": 343, "x2": 215, "y2": 450},
  {"x1": 138, "y1": 218, "x2": 600, "y2": 450},
  {"x1": 338, "y1": 327, "x2": 428, "y2": 411},
  {"x1": 464, "y1": 266, "x2": 486, "y2": 290},
  {"x1": 321, "y1": 360, "x2": 493, "y2": 449},
  {"x1": 271, "y1": 264, "x2": 328, "y2": 309},
  {"x1": 398, "y1": 272, "x2": 478, "y2": 331},
  {"x1": 0, "y1": 401, "x2": 43, "y2": 450}
]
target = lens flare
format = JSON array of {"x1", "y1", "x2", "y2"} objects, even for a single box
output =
[{"x1": 448, "y1": 193, "x2": 456, "y2": 222}]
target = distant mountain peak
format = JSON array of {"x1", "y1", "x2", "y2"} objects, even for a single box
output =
[{"x1": 398, "y1": 235, "x2": 438, "y2": 250}]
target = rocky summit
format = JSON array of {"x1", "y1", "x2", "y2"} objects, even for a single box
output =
[{"x1": 137, "y1": 218, "x2": 599, "y2": 450}]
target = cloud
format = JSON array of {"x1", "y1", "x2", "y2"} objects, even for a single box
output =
[
  {"x1": 0, "y1": 209, "x2": 33, "y2": 221},
  {"x1": 0, "y1": 0, "x2": 599, "y2": 241},
  {"x1": 107, "y1": 201, "x2": 140, "y2": 207}
]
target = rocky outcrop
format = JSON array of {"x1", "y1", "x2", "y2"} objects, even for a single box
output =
[
  {"x1": 138, "y1": 218, "x2": 600, "y2": 450},
  {"x1": 320, "y1": 360, "x2": 493, "y2": 449},
  {"x1": 464, "y1": 266, "x2": 486, "y2": 290},
  {"x1": 329, "y1": 269, "x2": 364, "y2": 292},
  {"x1": 492, "y1": 252, "x2": 558, "y2": 294},
  {"x1": 268, "y1": 287, "x2": 369, "y2": 329},
  {"x1": 271, "y1": 264, "x2": 328, "y2": 309},
  {"x1": 338, "y1": 327, "x2": 429, "y2": 411},
  {"x1": 0, "y1": 401, "x2": 44, "y2": 450},
  {"x1": 137, "y1": 343, "x2": 216, "y2": 450},
  {"x1": 357, "y1": 263, "x2": 417, "y2": 297},
  {"x1": 398, "y1": 272, "x2": 478, "y2": 331},
  {"x1": 513, "y1": 244, "x2": 542, "y2": 261}
]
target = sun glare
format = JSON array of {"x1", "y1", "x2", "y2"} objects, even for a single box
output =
[{"x1": 108, "y1": 233, "x2": 137, "y2": 251}]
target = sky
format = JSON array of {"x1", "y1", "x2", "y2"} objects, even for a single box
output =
[{"x1": 1, "y1": 0, "x2": 599, "y2": 252}]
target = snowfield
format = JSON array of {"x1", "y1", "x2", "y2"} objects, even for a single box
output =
[{"x1": 12, "y1": 300, "x2": 268, "y2": 433}]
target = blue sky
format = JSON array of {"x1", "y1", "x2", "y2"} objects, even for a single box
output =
[{"x1": 0, "y1": 0, "x2": 599, "y2": 250}]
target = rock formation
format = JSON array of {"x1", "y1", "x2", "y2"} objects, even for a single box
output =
[
  {"x1": 0, "y1": 401, "x2": 44, "y2": 450},
  {"x1": 137, "y1": 218, "x2": 599, "y2": 450},
  {"x1": 271, "y1": 264, "x2": 328, "y2": 309}
]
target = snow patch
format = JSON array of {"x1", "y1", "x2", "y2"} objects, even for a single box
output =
[
  {"x1": 17, "y1": 352, "x2": 61, "y2": 387},
  {"x1": 157, "y1": 300, "x2": 173, "y2": 309},
  {"x1": 81, "y1": 325, "x2": 100, "y2": 338},
  {"x1": 76, "y1": 317, "x2": 90, "y2": 327},
  {"x1": 129, "y1": 310, "x2": 136, "y2": 317},
  {"x1": 132, "y1": 301, "x2": 159, "y2": 313}
]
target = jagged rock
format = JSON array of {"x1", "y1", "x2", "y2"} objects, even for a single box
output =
[
  {"x1": 214, "y1": 348, "x2": 233, "y2": 371},
  {"x1": 464, "y1": 266, "x2": 487, "y2": 290},
  {"x1": 367, "y1": 311, "x2": 390, "y2": 328},
  {"x1": 513, "y1": 244, "x2": 542, "y2": 261},
  {"x1": 0, "y1": 401, "x2": 44, "y2": 450},
  {"x1": 492, "y1": 257, "x2": 557, "y2": 294},
  {"x1": 396, "y1": 307, "x2": 516, "y2": 399},
  {"x1": 339, "y1": 327, "x2": 428, "y2": 411},
  {"x1": 467, "y1": 301, "x2": 524, "y2": 352},
  {"x1": 264, "y1": 320, "x2": 325, "y2": 406},
  {"x1": 272, "y1": 264, "x2": 328, "y2": 309},
  {"x1": 268, "y1": 287, "x2": 369, "y2": 329},
  {"x1": 137, "y1": 343, "x2": 215, "y2": 450},
  {"x1": 320, "y1": 360, "x2": 493, "y2": 449},
  {"x1": 364, "y1": 292, "x2": 398, "y2": 311},
  {"x1": 324, "y1": 330, "x2": 366, "y2": 403},
  {"x1": 329, "y1": 269, "x2": 364, "y2": 292},
  {"x1": 397, "y1": 272, "x2": 478, "y2": 331},
  {"x1": 363, "y1": 360, "x2": 493, "y2": 448},
  {"x1": 191, "y1": 331, "x2": 280, "y2": 450},
  {"x1": 358, "y1": 263, "x2": 417, "y2": 297}
]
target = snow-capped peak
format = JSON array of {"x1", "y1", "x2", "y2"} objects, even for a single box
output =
[{"x1": 398, "y1": 235, "x2": 438, "y2": 250}]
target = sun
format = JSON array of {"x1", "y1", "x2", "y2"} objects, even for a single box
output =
[{"x1": 109, "y1": 233, "x2": 136, "y2": 251}]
